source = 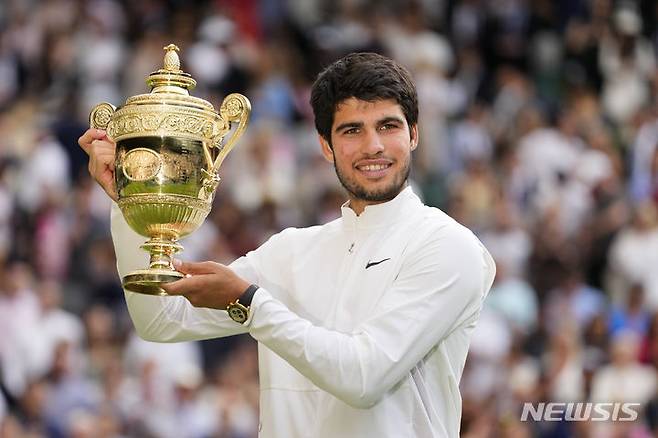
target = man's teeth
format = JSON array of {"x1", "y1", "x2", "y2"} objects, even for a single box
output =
[{"x1": 360, "y1": 164, "x2": 389, "y2": 171}]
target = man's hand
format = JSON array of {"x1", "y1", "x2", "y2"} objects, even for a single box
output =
[
  {"x1": 161, "y1": 260, "x2": 251, "y2": 309},
  {"x1": 78, "y1": 128, "x2": 118, "y2": 201}
]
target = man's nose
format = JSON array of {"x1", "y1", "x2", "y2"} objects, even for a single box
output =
[{"x1": 363, "y1": 129, "x2": 385, "y2": 154}]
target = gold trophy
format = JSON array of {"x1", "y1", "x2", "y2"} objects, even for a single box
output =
[{"x1": 89, "y1": 44, "x2": 250, "y2": 295}]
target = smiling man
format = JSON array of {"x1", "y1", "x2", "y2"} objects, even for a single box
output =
[
  {"x1": 79, "y1": 52, "x2": 495, "y2": 437},
  {"x1": 321, "y1": 98, "x2": 414, "y2": 211}
]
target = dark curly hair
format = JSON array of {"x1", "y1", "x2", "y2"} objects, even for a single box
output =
[{"x1": 310, "y1": 52, "x2": 418, "y2": 145}]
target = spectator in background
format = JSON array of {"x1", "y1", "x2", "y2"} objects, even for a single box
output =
[
  {"x1": 599, "y1": 5, "x2": 656, "y2": 124},
  {"x1": 43, "y1": 341, "x2": 101, "y2": 438},
  {"x1": 545, "y1": 266, "x2": 605, "y2": 334},
  {"x1": 641, "y1": 312, "x2": 658, "y2": 368},
  {"x1": 607, "y1": 202, "x2": 658, "y2": 308},
  {"x1": 480, "y1": 199, "x2": 532, "y2": 279},
  {"x1": 12, "y1": 378, "x2": 49, "y2": 437},
  {"x1": 591, "y1": 330, "x2": 657, "y2": 404},
  {"x1": 544, "y1": 324, "x2": 586, "y2": 403},
  {"x1": 630, "y1": 115, "x2": 658, "y2": 203},
  {"x1": 0, "y1": 160, "x2": 14, "y2": 262},
  {"x1": 485, "y1": 262, "x2": 538, "y2": 334},
  {"x1": 15, "y1": 129, "x2": 70, "y2": 215},
  {"x1": 609, "y1": 283, "x2": 650, "y2": 337},
  {"x1": 0, "y1": 262, "x2": 41, "y2": 398}
]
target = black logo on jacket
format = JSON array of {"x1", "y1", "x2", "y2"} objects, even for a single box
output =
[{"x1": 365, "y1": 258, "x2": 391, "y2": 269}]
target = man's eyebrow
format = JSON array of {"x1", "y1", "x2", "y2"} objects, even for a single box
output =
[
  {"x1": 378, "y1": 116, "x2": 405, "y2": 125},
  {"x1": 334, "y1": 121, "x2": 363, "y2": 133},
  {"x1": 334, "y1": 116, "x2": 405, "y2": 133}
]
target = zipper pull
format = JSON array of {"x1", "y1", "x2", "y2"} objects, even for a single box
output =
[{"x1": 348, "y1": 242, "x2": 355, "y2": 254}]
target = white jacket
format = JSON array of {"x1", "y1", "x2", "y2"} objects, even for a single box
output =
[{"x1": 111, "y1": 187, "x2": 496, "y2": 437}]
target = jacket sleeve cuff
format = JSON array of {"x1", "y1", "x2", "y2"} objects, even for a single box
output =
[{"x1": 244, "y1": 286, "x2": 273, "y2": 327}]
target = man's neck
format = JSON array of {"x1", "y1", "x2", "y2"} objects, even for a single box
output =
[{"x1": 347, "y1": 184, "x2": 408, "y2": 216}]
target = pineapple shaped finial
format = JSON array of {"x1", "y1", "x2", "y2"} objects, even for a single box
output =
[{"x1": 163, "y1": 44, "x2": 181, "y2": 72}]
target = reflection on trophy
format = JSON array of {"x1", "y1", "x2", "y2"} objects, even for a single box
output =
[{"x1": 89, "y1": 44, "x2": 250, "y2": 296}]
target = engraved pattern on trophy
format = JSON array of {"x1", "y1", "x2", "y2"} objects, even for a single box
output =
[
  {"x1": 125, "y1": 93, "x2": 213, "y2": 109},
  {"x1": 88, "y1": 43, "x2": 251, "y2": 295},
  {"x1": 89, "y1": 102, "x2": 116, "y2": 130},
  {"x1": 222, "y1": 96, "x2": 244, "y2": 118},
  {"x1": 108, "y1": 110, "x2": 217, "y2": 140},
  {"x1": 161, "y1": 149, "x2": 194, "y2": 181},
  {"x1": 122, "y1": 148, "x2": 162, "y2": 182}
]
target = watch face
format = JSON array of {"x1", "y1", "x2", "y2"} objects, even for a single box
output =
[{"x1": 228, "y1": 305, "x2": 248, "y2": 324}]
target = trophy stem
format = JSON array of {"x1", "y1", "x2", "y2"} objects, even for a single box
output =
[
  {"x1": 121, "y1": 237, "x2": 185, "y2": 296},
  {"x1": 141, "y1": 237, "x2": 184, "y2": 270}
]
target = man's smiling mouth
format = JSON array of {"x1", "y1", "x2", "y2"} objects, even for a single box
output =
[
  {"x1": 357, "y1": 163, "x2": 391, "y2": 171},
  {"x1": 355, "y1": 159, "x2": 394, "y2": 173}
]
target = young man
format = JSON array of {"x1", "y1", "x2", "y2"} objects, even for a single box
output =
[{"x1": 79, "y1": 52, "x2": 495, "y2": 437}]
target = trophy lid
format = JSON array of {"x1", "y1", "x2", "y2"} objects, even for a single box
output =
[
  {"x1": 124, "y1": 44, "x2": 214, "y2": 111},
  {"x1": 97, "y1": 43, "x2": 243, "y2": 143},
  {"x1": 146, "y1": 44, "x2": 196, "y2": 93}
]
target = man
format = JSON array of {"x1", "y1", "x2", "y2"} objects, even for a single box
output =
[{"x1": 79, "y1": 52, "x2": 495, "y2": 437}]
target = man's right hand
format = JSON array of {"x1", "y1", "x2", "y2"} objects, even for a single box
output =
[{"x1": 78, "y1": 128, "x2": 118, "y2": 201}]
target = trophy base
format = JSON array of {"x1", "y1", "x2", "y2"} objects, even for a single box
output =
[{"x1": 123, "y1": 269, "x2": 185, "y2": 296}]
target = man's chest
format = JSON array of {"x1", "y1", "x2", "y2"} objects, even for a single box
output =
[{"x1": 284, "y1": 227, "x2": 414, "y2": 331}]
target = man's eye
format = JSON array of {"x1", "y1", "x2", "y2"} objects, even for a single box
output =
[
  {"x1": 380, "y1": 124, "x2": 397, "y2": 131},
  {"x1": 344, "y1": 128, "x2": 359, "y2": 134}
]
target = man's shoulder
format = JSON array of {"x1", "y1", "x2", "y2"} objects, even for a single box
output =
[
  {"x1": 413, "y1": 203, "x2": 496, "y2": 294},
  {"x1": 413, "y1": 203, "x2": 469, "y2": 237},
  {"x1": 406, "y1": 203, "x2": 491, "y2": 260},
  {"x1": 264, "y1": 218, "x2": 342, "y2": 246}
]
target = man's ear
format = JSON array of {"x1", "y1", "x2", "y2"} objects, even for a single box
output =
[
  {"x1": 319, "y1": 135, "x2": 334, "y2": 163},
  {"x1": 410, "y1": 124, "x2": 419, "y2": 151}
]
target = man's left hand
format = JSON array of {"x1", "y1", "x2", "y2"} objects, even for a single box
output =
[{"x1": 161, "y1": 260, "x2": 251, "y2": 309}]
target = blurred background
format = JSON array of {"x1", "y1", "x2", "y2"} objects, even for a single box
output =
[{"x1": 0, "y1": 0, "x2": 657, "y2": 437}]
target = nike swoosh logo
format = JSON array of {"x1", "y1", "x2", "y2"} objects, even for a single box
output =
[{"x1": 365, "y1": 258, "x2": 391, "y2": 269}]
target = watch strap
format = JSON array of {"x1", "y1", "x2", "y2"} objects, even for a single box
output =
[{"x1": 239, "y1": 284, "x2": 259, "y2": 307}]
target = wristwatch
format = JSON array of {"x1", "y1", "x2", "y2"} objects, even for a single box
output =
[{"x1": 226, "y1": 284, "x2": 259, "y2": 324}]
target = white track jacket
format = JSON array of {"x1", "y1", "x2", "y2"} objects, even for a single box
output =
[{"x1": 111, "y1": 187, "x2": 496, "y2": 437}]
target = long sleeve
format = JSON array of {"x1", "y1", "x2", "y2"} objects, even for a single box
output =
[
  {"x1": 247, "y1": 225, "x2": 495, "y2": 409},
  {"x1": 111, "y1": 203, "x2": 251, "y2": 341}
]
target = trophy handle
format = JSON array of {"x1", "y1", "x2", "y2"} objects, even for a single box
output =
[
  {"x1": 211, "y1": 93, "x2": 251, "y2": 173},
  {"x1": 199, "y1": 94, "x2": 250, "y2": 199},
  {"x1": 89, "y1": 102, "x2": 117, "y2": 132}
]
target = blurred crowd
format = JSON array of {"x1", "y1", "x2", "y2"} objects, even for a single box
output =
[{"x1": 0, "y1": 0, "x2": 657, "y2": 437}]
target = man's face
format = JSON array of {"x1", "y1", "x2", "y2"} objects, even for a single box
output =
[{"x1": 319, "y1": 98, "x2": 417, "y2": 213}]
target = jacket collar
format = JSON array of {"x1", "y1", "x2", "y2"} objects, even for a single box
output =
[{"x1": 340, "y1": 186, "x2": 420, "y2": 230}]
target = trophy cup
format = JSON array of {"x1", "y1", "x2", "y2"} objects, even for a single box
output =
[{"x1": 89, "y1": 44, "x2": 250, "y2": 296}]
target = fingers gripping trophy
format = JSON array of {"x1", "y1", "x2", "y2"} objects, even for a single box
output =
[{"x1": 88, "y1": 44, "x2": 250, "y2": 296}]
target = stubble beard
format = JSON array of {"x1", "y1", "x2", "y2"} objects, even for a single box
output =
[{"x1": 333, "y1": 154, "x2": 411, "y2": 203}]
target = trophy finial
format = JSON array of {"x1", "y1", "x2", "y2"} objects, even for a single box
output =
[
  {"x1": 146, "y1": 42, "x2": 195, "y2": 93},
  {"x1": 163, "y1": 44, "x2": 181, "y2": 72}
]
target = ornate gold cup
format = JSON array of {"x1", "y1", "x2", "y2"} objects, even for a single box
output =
[{"x1": 89, "y1": 44, "x2": 250, "y2": 295}]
